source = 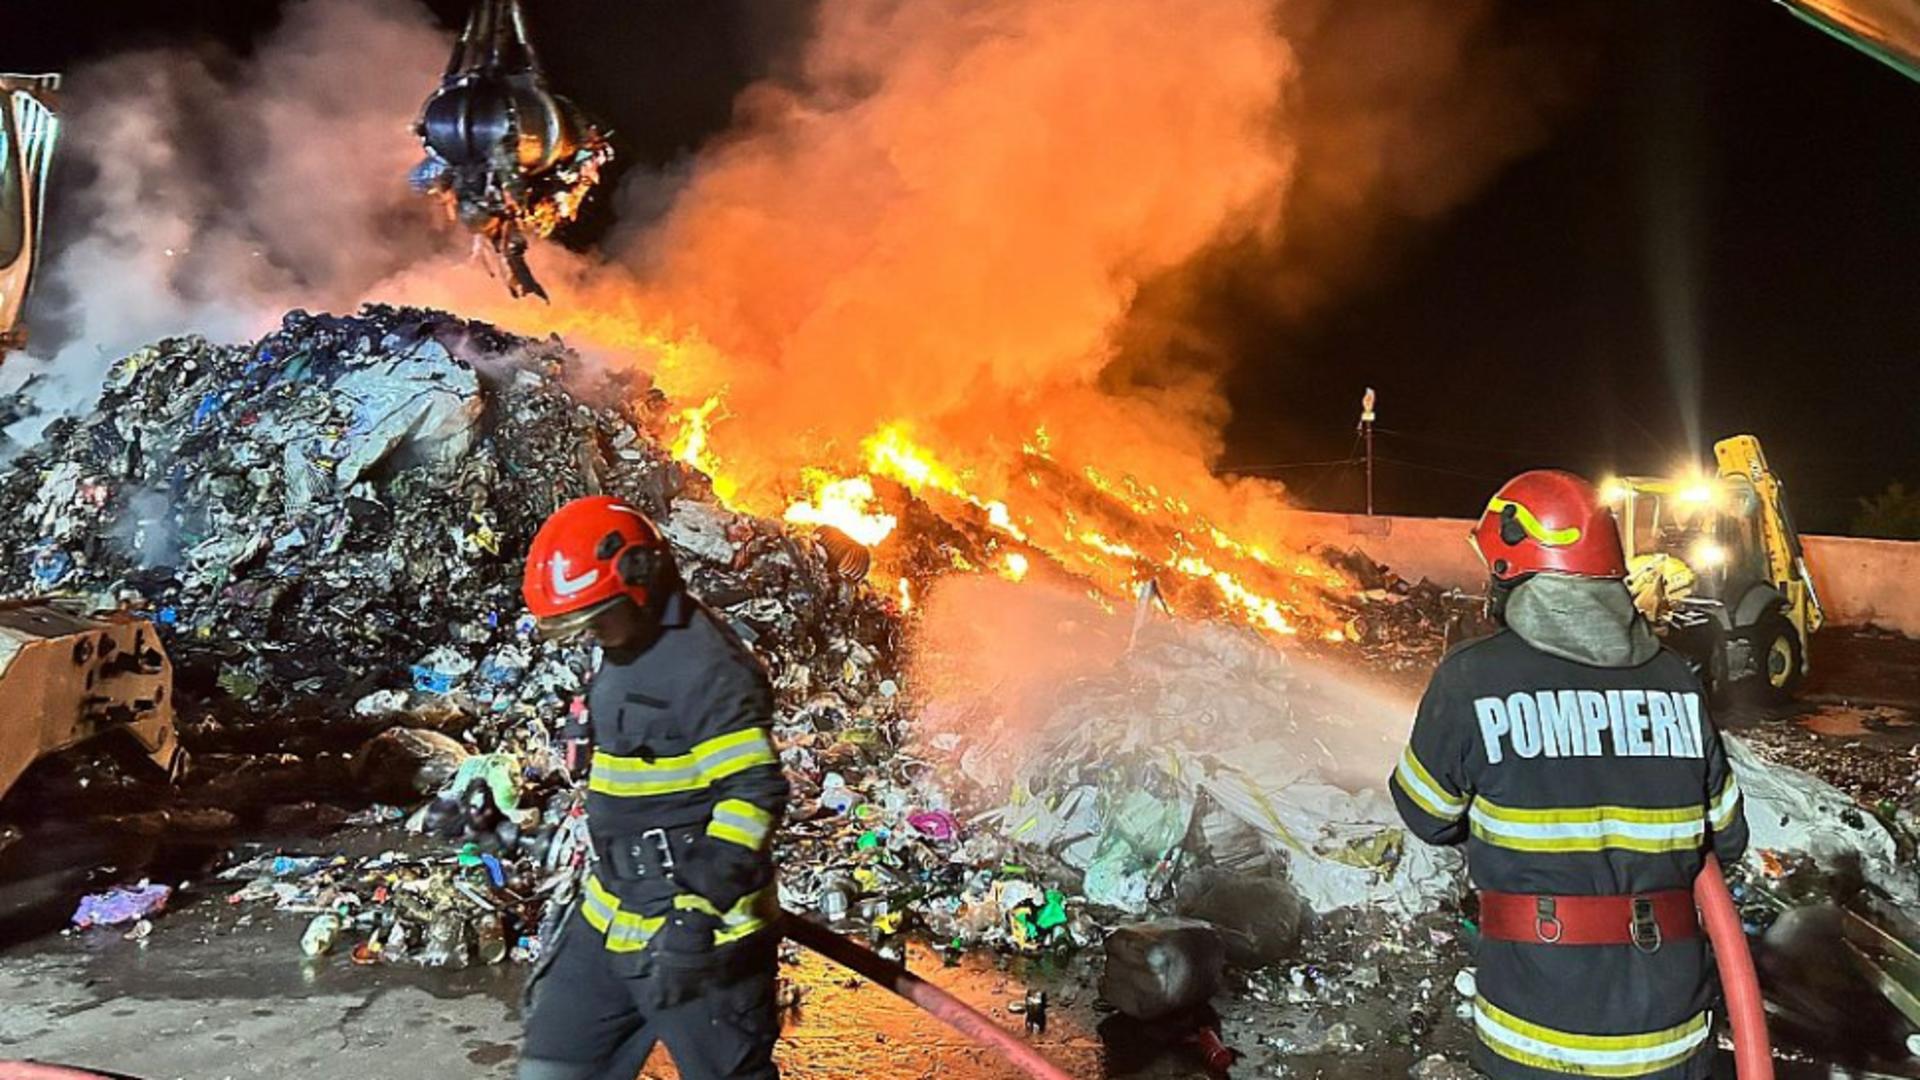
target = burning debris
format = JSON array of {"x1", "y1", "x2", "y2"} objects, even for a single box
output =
[{"x1": 411, "y1": 0, "x2": 611, "y2": 300}]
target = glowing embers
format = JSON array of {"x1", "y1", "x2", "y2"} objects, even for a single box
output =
[
  {"x1": 783, "y1": 471, "x2": 897, "y2": 548},
  {"x1": 862, "y1": 424, "x2": 1026, "y2": 541},
  {"x1": 657, "y1": 394, "x2": 1340, "y2": 637},
  {"x1": 669, "y1": 394, "x2": 739, "y2": 505}
]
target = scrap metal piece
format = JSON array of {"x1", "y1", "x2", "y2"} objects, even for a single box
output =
[
  {"x1": 0, "y1": 600, "x2": 183, "y2": 801},
  {"x1": 412, "y1": 0, "x2": 611, "y2": 300},
  {"x1": 1842, "y1": 901, "x2": 1920, "y2": 1030},
  {"x1": 0, "y1": 73, "x2": 60, "y2": 360},
  {"x1": 1776, "y1": 0, "x2": 1920, "y2": 82}
]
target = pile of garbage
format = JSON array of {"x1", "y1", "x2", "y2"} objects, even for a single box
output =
[
  {"x1": 0, "y1": 304, "x2": 1477, "y2": 970},
  {"x1": 1318, "y1": 547, "x2": 1478, "y2": 670},
  {"x1": 0, "y1": 303, "x2": 901, "y2": 738},
  {"x1": 0, "y1": 305, "x2": 919, "y2": 963}
]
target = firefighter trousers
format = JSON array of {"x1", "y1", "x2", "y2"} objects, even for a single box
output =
[{"x1": 519, "y1": 908, "x2": 780, "y2": 1080}]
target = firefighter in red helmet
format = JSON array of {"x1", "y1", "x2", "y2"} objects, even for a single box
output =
[
  {"x1": 1392, "y1": 470, "x2": 1747, "y2": 1080},
  {"x1": 518, "y1": 496, "x2": 786, "y2": 1080}
]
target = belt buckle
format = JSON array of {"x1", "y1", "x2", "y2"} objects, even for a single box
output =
[
  {"x1": 642, "y1": 827, "x2": 675, "y2": 871},
  {"x1": 1534, "y1": 896, "x2": 1563, "y2": 944},
  {"x1": 1630, "y1": 896, "x2": 1662, "y2": 953}
]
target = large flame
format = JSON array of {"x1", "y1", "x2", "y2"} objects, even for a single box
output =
[{"x1": 389, "y1": 0, "x2": 1368, "y2": 637}]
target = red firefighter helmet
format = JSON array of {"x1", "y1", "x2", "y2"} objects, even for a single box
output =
[
  {"x1": 523, "y1": 496, "x2": 673, "y2": 637},
  {"x1": 1470, "y1": 470, "x2": 1627, "y2": 582}
]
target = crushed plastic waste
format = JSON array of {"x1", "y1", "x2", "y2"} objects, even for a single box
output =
[
  {"x1": 1317, "y1": 547, "x2": 1477, "y2": 670},
  {"x1": 71, "y1": 881, "x2": 174, "y2": 929},
  {"x1": 966, "y1": 619, "x2": 1464, "y2": 916}
]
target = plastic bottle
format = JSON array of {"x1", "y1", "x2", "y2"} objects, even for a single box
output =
[
  {"x1": 474, "y1": 913, "x2": 508, "y2": 965},
  {"x1": 421, "y1": 910, "x2": 470, "y2": 968},
  {"x1": 301, "y1": 912, "x2": 343, "y2": 957}
]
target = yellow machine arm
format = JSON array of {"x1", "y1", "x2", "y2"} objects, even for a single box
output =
[{"x1": 1713, "y1": 435, "x2": 1825, "y2": 636}]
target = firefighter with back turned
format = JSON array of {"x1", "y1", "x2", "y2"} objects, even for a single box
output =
[
  {"x1": 517, "y1": 495, "x2": 786, "y2": 1080},
  {"x1": 1392, "y1": 470, "x2": 1748, "y2": 1080}
]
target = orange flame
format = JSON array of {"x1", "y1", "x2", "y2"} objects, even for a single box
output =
[
  {"x1": 669, "y1": 394, "x2": 739, "y2": 504},
  {"x1": 383, "y1": 0, "x2": 1363, "y2": 642},
  {"x1": 782, "y1": 470, "x2": 897, "y2": 547}
]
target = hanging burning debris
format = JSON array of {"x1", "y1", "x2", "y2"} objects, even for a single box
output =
[{"x1": 410, "y1": 0, "x2": 611, "y2": 301}]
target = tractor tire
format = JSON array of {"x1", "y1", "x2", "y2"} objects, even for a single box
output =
[{"x1": 1752, "y1": 613, "x2": 1804, "y2": 701}]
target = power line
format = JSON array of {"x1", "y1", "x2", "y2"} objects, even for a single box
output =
[
  {"x1": 1373, "y1": 455, "x2": 1508, "y2": 483},
  {"x1": 1223, "y1": 456, "x2": 1364, "y2": 473}
]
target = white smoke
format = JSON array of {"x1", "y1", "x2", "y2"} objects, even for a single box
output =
[{"x1": 3, "y1": 0, "x2": 458, "y2": 445}]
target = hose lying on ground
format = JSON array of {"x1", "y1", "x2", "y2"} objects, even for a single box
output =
[
  {"x1": 783, "y1": 912, "x2": 1076, "y2": 1080},
  {"x1": 1697, "y1": 854, "x2": 1773, "y2": 1080}
]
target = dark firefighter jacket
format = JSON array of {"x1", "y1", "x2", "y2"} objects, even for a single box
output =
[
  {"x1": 578, "y1": 587, "x2": 789, "y2": 958},
  {"x1": 1391, "y1": 577, "x2": 1748, "y2": 1080}
]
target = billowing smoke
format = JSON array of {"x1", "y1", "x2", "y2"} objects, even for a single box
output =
[
  {"x1": 907, "y1": 574, "x2": 1415, "y2": 794},
  {"x1": 2, "y1": 0, "x2": 463, "y2": 443}
]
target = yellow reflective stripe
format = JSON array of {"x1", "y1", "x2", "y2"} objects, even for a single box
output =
[
  {"x1": 1393, "y1": 747, "x2": 1467, "y2": 820},
  {"x1": 1487, "y1": 497, "x2": 1583, "y2": 547},
  {"x1": 672, "y1": 888, "x2": 778, "y2": 943},
  {"x1": 1475, "y1": 996, "x2": 1710, "y2": 1076},
  {"x1": 694, "y1": 727, "x2": 779, "y2": 783},
  {"x1": 1468, "y1": 821, "x2": 1703, "y2": 854},
  {"x1": 580, "y1": 874, "x2": 667, "y2": 953},
  {"x1": 708, "y1": 798, "x2": 775, "y2": 850},
  {"x1": 589, "y1": 748, "x2": 706, "y2": 797},
  {"x1": 589, "y1": 727, "x2": 779, "y2": 798},
  {"x1": 580, "y1": 874, "x2": 776, "y2": 952},
  {"x1": 1710, "y1": 774, "x2": 1743, "y2": 832},
  {"x1": 1470, "y1": 797, "x2": 1704, "y2": 854},
  {"x1": 1475, "y1": 799, "x2": 1704, "y2": 826}
]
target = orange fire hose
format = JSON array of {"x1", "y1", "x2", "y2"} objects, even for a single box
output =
[
  {"x1": 1696, "y1": 854, "x2": 1773, "y2": 1080},
  {"x1": 783, "y1": 913, "x2": 1075, "y2": 1080}
]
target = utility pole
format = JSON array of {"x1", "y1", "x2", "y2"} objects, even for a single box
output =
[{"x1": 1359, "y1": 387, "x2": 1377, "y2": 516}]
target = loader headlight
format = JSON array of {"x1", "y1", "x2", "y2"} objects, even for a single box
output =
[{"x1": 1689, "y1": 539, "x2": 1727, "y2": 569}]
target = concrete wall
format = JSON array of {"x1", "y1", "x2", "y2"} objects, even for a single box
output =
[
  {"x1": 1802, "y1": 535, "x2": 1920, "y2": 637},
  {"x1": 1280, "y1": 510, "x2": 1920, "y2": 636},
  {"x1": 1280, "y1": 511, "x2": 1485, "y2": 591}
]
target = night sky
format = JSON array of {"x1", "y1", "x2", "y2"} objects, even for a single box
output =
[
  {"x1": 1224, "y1": 1, "x2": 1920, "y2": 533},
  {"x1": 8, "y1": 0, "x2": 1917, "y2": 532}
]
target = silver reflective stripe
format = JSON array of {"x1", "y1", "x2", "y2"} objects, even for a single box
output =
[
  {"x1": 1710, "y1": 775, "x2": 1743, "y2": 831},
  {"x1": 581, "y1": 880, "x2": 619, "y2": 925},
  {"x1": 698, "y1": 734, "x2": 775, "y2": 777},
  {"x1": 1474, "y1": 996, "x2": 1711, "y2": 1076},
  {"x1": 710, "y1": 803, "x2": 771, "y2": 847}
]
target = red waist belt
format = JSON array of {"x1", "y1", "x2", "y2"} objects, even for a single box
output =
[{"x1": 1479, "y1": 889, "x2": 1698, "y2": 951}]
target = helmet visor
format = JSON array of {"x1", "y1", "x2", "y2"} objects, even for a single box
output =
[{"x1": 533, "y1": 595, "x2": 628, "y2": 642}]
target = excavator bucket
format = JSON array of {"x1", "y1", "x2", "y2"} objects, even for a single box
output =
[
  {"x1": 0, "y1": 602, "x2": 182, "y2": 803},
  {"x1": 412, "y1": 0, "x2": 611, "y2": 300},
  {"x1": 0, "y1": 73, "x2": 60, "y2": 360}
]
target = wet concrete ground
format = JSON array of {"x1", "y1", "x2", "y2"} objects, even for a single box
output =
[
  {"x1": 0, "y1": 818, "x2": 1477, "y2": 1079},
  {"x1": 0, "y1": 892, "x2": 1114, "y2": 1080}
]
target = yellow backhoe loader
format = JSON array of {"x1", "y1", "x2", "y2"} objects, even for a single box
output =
[{"x1": 1606, "y1": 435, "x2": 1823, "y2": 700}]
